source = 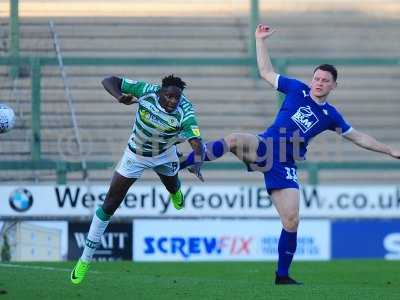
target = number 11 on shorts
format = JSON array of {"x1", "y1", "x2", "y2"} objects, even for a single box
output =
[{"x1": 285, "y1": 167, "x2": 298, "y2": 182}]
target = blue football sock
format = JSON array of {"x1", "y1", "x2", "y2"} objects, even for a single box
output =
[
  {"x1": 180, "y1": 139, "x2": 228, "y2": 170},
  {"x1": 277, "y1": 228, "x2": 297, "y2": 277}
]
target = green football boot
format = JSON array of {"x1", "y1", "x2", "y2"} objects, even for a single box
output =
[
  {"x1": 170, "y1": 190, "x2": 184, "y2": 210},
  {"x1": 71, "y1": 259, "x2": 90, "y2": 284}
]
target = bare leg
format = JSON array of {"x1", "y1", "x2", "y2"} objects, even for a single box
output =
[
  {"x1": 270, "y1": 188, "x2": 300, "y2": 232},
  {"x1": 270, "y1": 188, "x2": 300, "y2": 279},
  {"x1": 224, "y1": 133, "x2": 260, "y2": 163},
  {"x1": 157, "y1": 173, "x2": 180, "y2": 194},
  {"x1": 180, "y1": 132, "x2": 260, "y2": 167},
  {"x1": 79, "y1": 172, "x2": 136, "y2": 264},
  {"x1": 157, "y1": 172, "x2": 184, "y2": 209},
  {"x1": 180, "y1": 133, "x2": 261, "y2": 180},
  {"x1": 102, "y1": 171, "x2": 137, "y2": 215}
]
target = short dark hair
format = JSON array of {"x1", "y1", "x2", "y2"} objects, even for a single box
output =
[
  {"x1": 162, "y1": 74, "x2": 186, "y2": 90},
  {"x1": 313, "y1": 64, "x2": 338, "y2": 81}
]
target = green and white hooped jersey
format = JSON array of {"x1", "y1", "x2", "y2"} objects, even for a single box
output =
[{"x1": 121, "y1": 78, "x2": 201, "y2": 157}]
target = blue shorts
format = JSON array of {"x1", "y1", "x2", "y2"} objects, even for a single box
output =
[{"x1": 246, "y1": 136, "x2": 299, "y2": 195}]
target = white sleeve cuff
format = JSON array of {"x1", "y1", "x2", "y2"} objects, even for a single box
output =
[
  {"x1": 341, "y1": 127, "x2": 353, "y2": 136},
  {"x1": 274, "y1": 74, "x2": 280, "y2": 90}
]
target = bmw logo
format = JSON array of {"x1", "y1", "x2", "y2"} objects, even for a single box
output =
[{"x1": 9, "y1": 188, "x2": 33, "y2": 212}]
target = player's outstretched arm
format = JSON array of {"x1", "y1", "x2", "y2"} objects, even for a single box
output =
[
  {"x1": 255, "y1": 24, "x2": 277, "y2": 86},
  {"x1": 187, "y1": 137, "x2": 205, "y2": 182},
  {"x1": 344, "y1": 129, "x2": 400, "y2": 159},
  {"x1": 101, "y1": 76, "x2": 138, "y2": 105}
]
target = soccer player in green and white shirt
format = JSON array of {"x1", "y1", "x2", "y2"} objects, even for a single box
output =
[{"x1": 71, "y1": 74, "x2": 205, "y2": 284}]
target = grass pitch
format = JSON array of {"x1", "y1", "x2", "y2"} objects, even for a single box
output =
[{"x1": 0, "y1": 260, "x2": 399, "y2": 300}]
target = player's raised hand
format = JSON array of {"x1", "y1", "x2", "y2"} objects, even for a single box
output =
[
  {"x1": 255, "y1": 24, "x2": 276, "y2": 39},
  {"x1": 118, "y1": 93, "x2": 138, "y2": 105}
]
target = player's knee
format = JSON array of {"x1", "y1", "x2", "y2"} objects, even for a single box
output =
[
  {"x1": 225, "y1": 133, "x2": 239, "y2": 152},
  {"x1": 282, "y1": 213, "x2": 299, "y2": 231}
]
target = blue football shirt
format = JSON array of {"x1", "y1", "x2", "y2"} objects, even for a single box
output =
[{"x1": 260, "y1": 75, "x2": 352, "y2": 163}]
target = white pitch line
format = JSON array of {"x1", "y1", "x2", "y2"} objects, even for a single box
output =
[{"x1": 0, "y1": 263, "x2": 100, "y2": 273}]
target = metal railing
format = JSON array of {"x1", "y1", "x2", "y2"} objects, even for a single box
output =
[
  {"x1": 3, "y1": 0, "x2": 400, "y2": 184},
  {"x1": 1, "y1": 56, "x2": 400, "y2": 184}
]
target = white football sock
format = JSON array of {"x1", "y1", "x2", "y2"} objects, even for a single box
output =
[{"x1": 80, "y1": 209, "x2": 110, "y2": 262}]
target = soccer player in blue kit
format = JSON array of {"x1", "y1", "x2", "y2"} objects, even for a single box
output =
[{"x1": 180, "y1": 24, "x2": 400, "y2": 284}]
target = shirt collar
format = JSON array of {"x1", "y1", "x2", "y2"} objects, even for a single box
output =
[
  {"x1": 155, "y1": 95, "x2": 169, "y2": 113},
  {"x1": 309, "y1": 92, "x2": 327, "y2": 106}
]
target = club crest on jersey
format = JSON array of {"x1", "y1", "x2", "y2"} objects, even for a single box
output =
[
  {"x1": 291, "y1": 105, "x2": 319, "y2": 133},
  {"x1": 169, "y1": 118, "x2": 177, "y2": 126},
  {"x1": 190, "y1": 125, "x2": 201, "y2": 137}
]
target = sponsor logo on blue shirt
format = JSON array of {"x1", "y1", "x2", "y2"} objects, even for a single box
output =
[{"x1": 290, "y1": 105, "x2": 319, "y2": 133}]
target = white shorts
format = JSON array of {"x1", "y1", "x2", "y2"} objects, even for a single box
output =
[{"x1": 116, "y1": 146, "x2": 180, "y2": 179}]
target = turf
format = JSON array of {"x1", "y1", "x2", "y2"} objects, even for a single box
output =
[{"x1": 0, "y1": 260, "x2": 399, "y2": 300}]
